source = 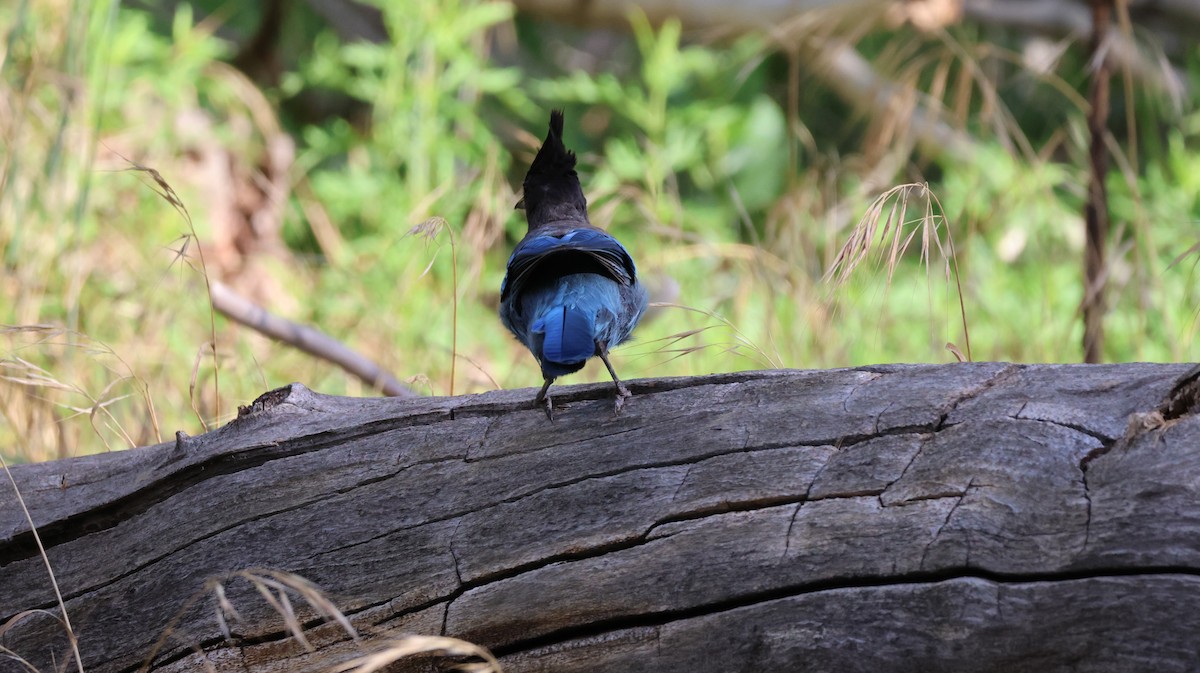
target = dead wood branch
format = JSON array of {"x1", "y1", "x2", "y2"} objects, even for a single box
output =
[
  {"x1": 208, "y1": 279, "x2": 415, "y2": 397},
  {"x1": 3, "y1": 363, "x2": 1199, "y2": 672}
]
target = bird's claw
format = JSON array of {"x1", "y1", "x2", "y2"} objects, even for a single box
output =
[
  {"x1": 612, "y1": 382, "x2": 632, "y2": 415},
  {"x1": 535, "y1": 378, "x2": 555, "y2": 422}
]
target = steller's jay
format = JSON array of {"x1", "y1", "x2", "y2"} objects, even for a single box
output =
[{"x1": 500, "y1": 110, "x2": 649, "y2": 419}]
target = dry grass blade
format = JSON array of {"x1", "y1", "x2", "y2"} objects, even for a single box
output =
[
  {"x1": 455, "y1": 351, "x2": 501, "y2": 390},
  {"x1": 218, "y1": 569, "x2": 362, "y2": 651},
  {"x1": 140, "y1": 568, "x2": 359, "y2": 673},
  {"x1": 642, "y1": 303, "x2": 782, "y2": 369},
  {"x1": 0, "y1": 609, "x2": 67, "y2": 640},
  {"x1": 1168, "y1": 239, "x2": 1200, "y2": 271},
  {"x1": 1, "y1": 328, "x2": 163, "y2": 449},
  {"x1": 191, "y1": 643, "x2": 219, "y2": 673},
  {"x1": 327, "y1": 635, "x2": 503, "y2": 673},
  {"x1": 166, "y1": 234, "x2": 201, "y2": 274},
  {"x1": 408, "y1": 216, "x2": 460, "y2": 396},
  {"x1": 120, "y1": 160, "x2": 190, "y2": 223},
  {"x1": 0, "y1": 325, "x2": 62, "y2": 335},
  {"x1": 117, "y1": 154, "x2": 223, "y2": 425},
  {"x1": 188, "y1": 341, "x2": 214, "y2": 432},
  {"x1": 84, "y1": 376, "x2": 137, "y2": 449},
  {"x1": 0, "y1": 357, "x2": 79, "y2": 393},
  {"x1": 0, "y1": 645, "x2": 42, "y2": 673},
  {"x1": 246, "y1": 569, "x2": 359, "y2": 642},
  {"x1": 946, "y1": 342, "x2": 967, "y2": 362},
  {"x1": 639, "y1": 324, "x2": 770, "y2": 368},
  {"x1": 1, "y1": 456, "x2": 85, "y2": 673},
  {"x1": 1, "y1": 326, "x2": 160, "y2": 451},
  {"x1": 212, "y1": 583, "x2": 239, "y2": 641},
  {"x1": 249, "y1": 580, "x2": 312, "y2": 651},
  {"x1": 645, "y1": 326, "x2": 720, "y2": 347}
]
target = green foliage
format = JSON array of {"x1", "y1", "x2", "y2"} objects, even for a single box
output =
[
  {"x1": 297, "y1": 0, "x2": 523, "y2": 238},
  {"x1": 533, "y1": 15, "x2": 786, "y2": 224}
]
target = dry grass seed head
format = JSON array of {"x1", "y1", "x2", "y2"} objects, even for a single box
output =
[
  {"x1": 140, "y1": 568, "x2": 358, "y2": 673},
  {"x1": 824, "y1": 183, "x2": 971, "y2": 360},
  {"x1": 328, "y1": 635, "x2": 502, "y2": 673}
]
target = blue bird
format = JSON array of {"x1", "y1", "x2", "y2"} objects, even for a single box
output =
[{"x1": 500, "y1": 110, "x2": 649, "y2": 419}]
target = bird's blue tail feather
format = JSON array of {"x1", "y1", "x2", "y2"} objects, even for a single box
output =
[{"x1": 534, "y1": 305, "x2": 595, "y2": 367}]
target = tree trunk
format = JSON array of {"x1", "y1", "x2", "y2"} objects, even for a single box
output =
[{"x1": 2, "y1": 363, "x2": 1200, "y2": 673}]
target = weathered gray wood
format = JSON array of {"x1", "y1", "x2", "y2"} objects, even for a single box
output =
[{"x1": 1, "y1": 363, "x2": 1198, "y2": 673}]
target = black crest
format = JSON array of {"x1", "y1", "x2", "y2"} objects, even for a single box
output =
[{"x1": 520, "y1": 110, "x2": 588, "y2": 227}]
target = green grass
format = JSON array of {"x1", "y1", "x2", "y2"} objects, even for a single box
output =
[{"x1": 2, "y1": 1, "x2": 1198, "y2": 463}]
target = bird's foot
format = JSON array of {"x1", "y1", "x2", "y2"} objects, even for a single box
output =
[
  {"x1": 535, "y1": 378, "x2": 555, "y2": 422},
  {"x1": 612, "y1": 382, "x2": 632, "y2": 415}
]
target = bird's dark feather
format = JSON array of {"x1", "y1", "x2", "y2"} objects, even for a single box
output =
[
  {"x1": 501, "y1": 227, "x2": 637, "y2": 304},
  {"x1": 499, "y1": 110, "x2": 648, "y2": 400}
]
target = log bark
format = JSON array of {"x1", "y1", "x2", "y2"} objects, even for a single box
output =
[{"x1": 2, "y1": 363, "x2": 1200, "y2": 673}]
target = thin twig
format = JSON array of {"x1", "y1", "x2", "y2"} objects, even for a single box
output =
[
  {"x1": 1082, "y1": 0, "x2": 1111, "y2": 363},
  {"x1": 207, "y1": 280, "x2": 415, "y2": 397}
]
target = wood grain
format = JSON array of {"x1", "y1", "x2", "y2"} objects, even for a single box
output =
[{"x1": 2, "y1": 363, "x2": 1198, "y2": 672}]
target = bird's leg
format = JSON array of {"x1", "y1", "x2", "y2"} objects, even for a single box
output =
[
  {"x1": 534, "y1": 377, "x2": 555, "y2": 421},
  {"x1": 597, "y1": 343, "x2": 632, "y2": 414}
]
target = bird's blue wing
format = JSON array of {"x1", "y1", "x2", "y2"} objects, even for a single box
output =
[{"x1": 500, "y1": 228, "x2": 637, "y2": 302}]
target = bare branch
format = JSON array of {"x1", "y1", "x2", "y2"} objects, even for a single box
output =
[{"x1": 207, "y1": 280, "x2": 416, "y2": 397}]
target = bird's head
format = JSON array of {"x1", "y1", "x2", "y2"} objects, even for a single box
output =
[{"x1": 518, "y1": 110, "x2": 589, "y2": 229}]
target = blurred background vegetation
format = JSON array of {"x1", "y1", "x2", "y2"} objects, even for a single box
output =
[{"x1": 2, "y1": 0, "x2": 1198, "y2": 462}]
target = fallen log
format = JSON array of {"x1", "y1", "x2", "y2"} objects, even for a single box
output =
[{"x1": 2, "y1": 363, "x2": 1199, "y2": 672}]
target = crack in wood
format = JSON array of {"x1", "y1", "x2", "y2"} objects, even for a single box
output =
[
  {"x1": 1071, "y1": 419, "x2": 1121, "y2": 557},
  {"x1": 643, "y1": 495, "x2": 802, "y2": 541},
  {"x1": 0, "y1": 417, "x2": 453, "y2": 565},
  {"x1": 172, "y1": 592, "x2": 460, "y2": 673},
  {"x1": 1160, "y1": 363, "x2": 1200, "y2": 420},
  {"x1": 292, "y1": 443, "x2": 835, "y2": 576},
  {"x1": 448, "y1": 519, "x2": 465, "y2": 589},
  {"x1": 870, "y1": 400, "x2": 896, "y2": 435},
  {"x1": 1075, "y1": 425, "x2": 1122, "y2": 552},
  {"x1": 783, "y1": 448, "x2": 836, "y2": 559},
  {"x1": 1018, "y1": 413, "x2": 1115, "y2": 446},
  {"x1": 935, "y1": 363, "x2": 1022, "y2": 430},
  {"x1": 918, "y1": 478, "x2": 975, "y2": 570},
  {"x1": 9, "y1": 448, "x2": 475, "y2": 613},
  {"x1": 135, "y1": 505, "x2": 1050, "y2": 673},
  {"x1": 456, "y1": 488, "x2": 909, "y2": 606},
  {"x1": 300, "y1": 431, "x2": 932, "y2": 575},
  {"x1": 1080, "y1": 467, "x2": 1094, "y2": 554},
  {"x1": 120, "y1": 613, "x2": 344, "y2": 673},
  {"x1": 464, "y1": 417, "x2": 669, "y2": 464},
  {"x1": 877, "y1": 432, "x2": 933, "y2": 505},
  {"x1": 667, "y1": 463, "x2": 694, "y2": 505},
  {"x1": 1, "y1": 369, "x2": 951, "y2": 566},
  {"x1": 840, "y1": 372, "x2": 885, "y2": 416},
  {"x1": 487, "y1": 567, "x2": 1200, "y2": 661},
  {"x1": 781, "y1": 502, "x2": 804, "y2": 561}
]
